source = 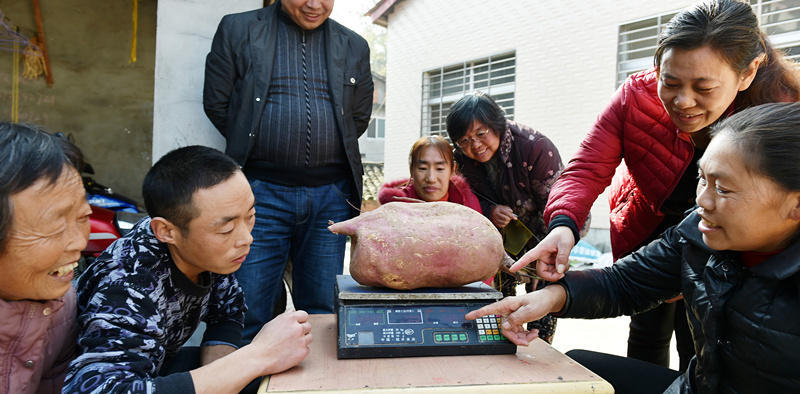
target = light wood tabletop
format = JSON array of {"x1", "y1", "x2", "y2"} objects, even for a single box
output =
[{"x1": 258, "y1": 314, "x2": 613, "y2": 393}]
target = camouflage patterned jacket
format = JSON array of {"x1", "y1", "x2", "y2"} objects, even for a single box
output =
[{"x1": 64, "y1": 217, "x2": 246, "y2": 393}]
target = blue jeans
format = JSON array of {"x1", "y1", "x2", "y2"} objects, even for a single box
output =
[{"x1": 236, "y1": 178, "x2": 353, "y2": 341}]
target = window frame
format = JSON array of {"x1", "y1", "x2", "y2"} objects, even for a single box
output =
[
  {"x1": 420, "y1": 52, "x2": 516, "y2": 139},
  {"x1": 366, "y1": 117, "x2": 386, "y2": 139},
  {"x1": 616, "y1": 0, "x2": 800, "y2": 87}
]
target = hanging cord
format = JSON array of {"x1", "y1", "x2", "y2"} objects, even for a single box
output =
[
  {"x1": 31, "y1": 0, "x2": 53, "y2": 86},
  {"x1": 11, "y1": 26, "x2": 19, "y2": 123},
  {"x1": 331, "y1": 183, "x2": 362, "y2": 213},
  {"x1": 129, "y1": 0, "x2": 137, "y2": 63}
]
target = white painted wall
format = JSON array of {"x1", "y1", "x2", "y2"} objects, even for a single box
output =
[
  {"x1": 381, "y1": 0, "x2": 696, "y2": 230},
  {"x1": 359, "y1": 135, "x2": 385, "y2": 162},
  {"x1": 152, "y1": 0, "x2": 261, "y2": 162}
]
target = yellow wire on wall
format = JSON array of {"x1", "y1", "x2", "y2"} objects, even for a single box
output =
[
  {"x1": 11, "y1": 28, "x2": 19, "y2": 123},
  {"x1": 130, "y1": 0, "x2": 138, "y2": 63}
]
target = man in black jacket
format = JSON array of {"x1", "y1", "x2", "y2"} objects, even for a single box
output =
[{"x1": 203, "y1": 0, "x2": 373, "y2": 341}]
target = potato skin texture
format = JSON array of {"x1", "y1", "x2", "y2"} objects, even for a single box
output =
[{"x1": 329, "y1": 202, "x2": 504, "y2": 289}]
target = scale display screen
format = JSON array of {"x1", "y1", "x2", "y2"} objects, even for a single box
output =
[
  {"x1": 348, "y1": 309, "x2": 385, "y2": 326},
  {"x1": 387, "y1": 309, "x2": 423, "y2": 324},
  {"x1": 424, "y1": 307, "x2": 469, "y2": 327},
  {"x1": 347, "y1": 307, "x2": 470, "y2": 326}
]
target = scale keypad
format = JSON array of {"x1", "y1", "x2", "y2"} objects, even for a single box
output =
[{"x1": 475, "y1": 315, "x2": 504, "y2": 341}]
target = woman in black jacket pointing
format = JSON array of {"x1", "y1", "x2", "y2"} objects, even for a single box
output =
[{"x1": 467, "y1": 102, "x2": 800, "y2": 394}]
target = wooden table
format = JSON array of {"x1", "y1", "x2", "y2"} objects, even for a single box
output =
[{"x1": 258, "y1": 314, "x2": 612, "y2": 393}]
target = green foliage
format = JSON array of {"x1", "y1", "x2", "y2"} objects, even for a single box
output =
[{"x1": 361, "y1": 26, "x2": 386, "y2": 77}]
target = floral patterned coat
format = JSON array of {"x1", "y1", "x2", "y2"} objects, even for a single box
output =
[{"x1": 455, "y1": 120, "x2": 563, "y2": 256}]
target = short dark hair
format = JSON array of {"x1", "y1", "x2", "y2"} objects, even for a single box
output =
[
  {"x1": 445, "y1": 91, "x2": 508, "y2": 145},
  {"x1": 0, "y1": 123, "x2": 84, "y2": 252},
  {"x1": 712, "y1": 102, "x2": 800, "y2": 191},
  {"x1": 143, "y1": 145, "x2": 241, "y2": 232}
]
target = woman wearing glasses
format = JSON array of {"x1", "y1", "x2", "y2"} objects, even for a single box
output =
[{"x1": 446, "y1": 91, "x2": 564, "y2": 343}]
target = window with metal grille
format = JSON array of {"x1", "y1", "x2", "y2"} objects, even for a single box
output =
[
  {"x1": 754, "y1": 0, "x2": 800, "y2": 63},
  {"x1": 421, "y1": 52, "x2": 515, "y2": 138},
  {"x1": 616, "y1": 0, "x2": 800, "y2": 87},
  {"x1": 616, "y1": 11, "x2": 676, "y2": 86},
  {"x1": 366, "y1": 117, "x2": 385, "y2": 138}
]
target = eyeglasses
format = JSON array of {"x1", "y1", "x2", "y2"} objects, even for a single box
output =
[{"x1": 456, "y1": 129, "x2": 491, "y2": 149}]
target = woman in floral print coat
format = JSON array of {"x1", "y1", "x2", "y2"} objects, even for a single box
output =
[{"x1": 447, "y1": 91, "x2": 565, "y2": 343}]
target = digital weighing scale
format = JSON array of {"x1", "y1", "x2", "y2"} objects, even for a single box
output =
[{"x1": 335, "y1": 275, "x2": 517, "y2": 359}]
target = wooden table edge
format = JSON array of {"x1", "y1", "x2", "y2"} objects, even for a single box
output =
[{"x1": 260, "y1": 377, "x2": 613, "y2": 393}]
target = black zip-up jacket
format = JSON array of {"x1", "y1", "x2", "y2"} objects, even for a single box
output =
[
  {"x1": 203, "y1": 1, "x2": 373, "y2": 200},
  {"x1": 558, "y1": 211, "x2": 800, "y2": 393}
]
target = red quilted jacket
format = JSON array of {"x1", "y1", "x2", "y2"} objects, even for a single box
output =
[
  {"x1": 544, "y1": 69, "x2": 695, "y2": 260},
  {"x1": 377, "y1": 175, "x2": 482, "y2": 213}
]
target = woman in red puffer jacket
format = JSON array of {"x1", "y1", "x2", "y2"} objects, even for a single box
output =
[{"x1": 513, "y1": 0, "x2": 800, "y2": 373}]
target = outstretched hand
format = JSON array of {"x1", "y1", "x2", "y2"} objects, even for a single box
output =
[
  {"x1": 510, "y1": 226, "x2": 575, "y2": 281},
  {"x1": 465, "y1": 285, "x2": 567, "y2": 346}
]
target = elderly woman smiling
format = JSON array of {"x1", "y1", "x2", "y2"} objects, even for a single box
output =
[{"x1": 0, "y1": 123, "x2": 91, "y2": 393}]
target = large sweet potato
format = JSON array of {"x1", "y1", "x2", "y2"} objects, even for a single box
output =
[{"x1": 328, "y1": 201, "x2": 504, "y2": 289}]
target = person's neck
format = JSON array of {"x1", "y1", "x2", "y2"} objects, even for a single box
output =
[
  {"x1": 740, "y1": 249, "x2": 783, "y2": 268},
  {"x1": 167, "y1": 245, "x2": 202, "y2": 284},
  {"x1": 689, "y1": 128, "x2": 711, "y2": 149}
]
